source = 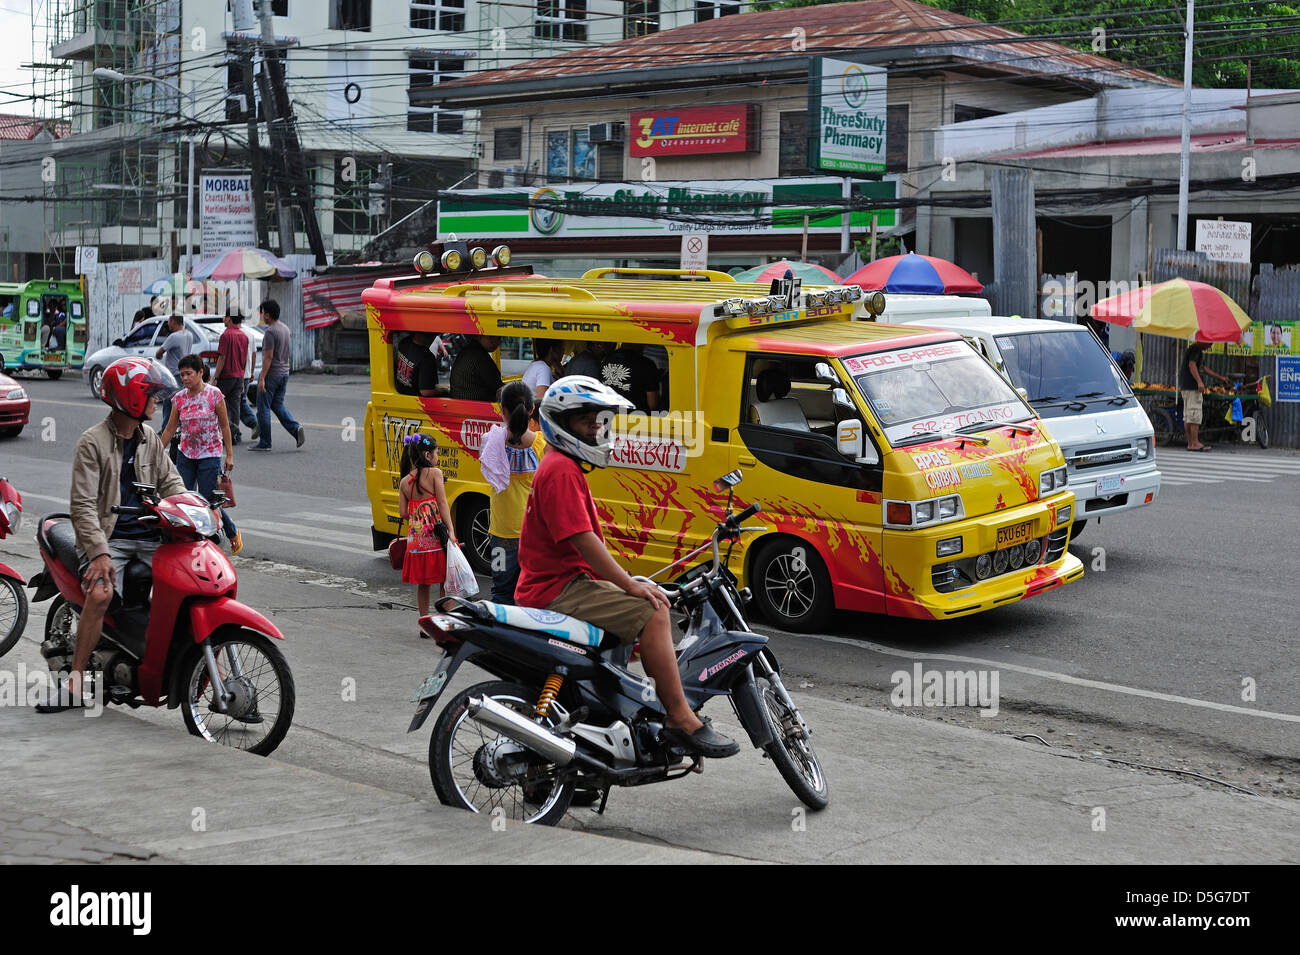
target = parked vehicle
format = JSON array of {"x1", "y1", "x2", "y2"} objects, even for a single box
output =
[
  {"x1": 0, "y1": 372, "x2": 30, "y2": 438},
  {"x1": 0, "y1": 476, "x2": 27, "y2": 657},
  {"x1": 0, "y1": 279, "x2": 87, "y2": 378},
  {"x1": 82, "y1": 313, "x2": 263, "y2": 399},
  {"x1": 409, "y1": 471, "x2": 828, "y2": 825},
  {"x1": 875, "y1": 313, "x2": 1160, "y2": 539},
  {"x1": 25, "y1": 482, "x2": 294, "y2": 754},
  {"x1": 363, "y1": 250, "x2": 1083, "y2": 630}
]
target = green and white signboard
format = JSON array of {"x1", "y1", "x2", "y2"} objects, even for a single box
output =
[
  {"x1": 438, "y1": 176, "x2": 897, "y2": 239},
  {"x1": 809, "y1": 57, "x2": 887, "y2": 174}
]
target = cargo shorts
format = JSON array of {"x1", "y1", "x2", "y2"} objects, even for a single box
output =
[
  {"x1": 546, "y1": 576, "x2": 658, "y2": 645},
  {"x1": 1181, "y1": 388, "x2": 1204, "y2": 425}
]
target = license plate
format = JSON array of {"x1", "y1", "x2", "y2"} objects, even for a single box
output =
[
  {"x1": 1096, "y1": 474, "x2": 1125, "y2": 496},
  {"x1": 996, "y1": 520, "x2": 1035, "y2": 549},
  {"x1": 410, "y1": 654, "x2": 453, "y2": 703}
]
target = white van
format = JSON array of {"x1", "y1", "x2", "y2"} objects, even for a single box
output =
[{"x1": 874, "y1": 310, "x2": 1160, "y2": 538}]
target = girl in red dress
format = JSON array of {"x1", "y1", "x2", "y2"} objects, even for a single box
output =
[{"x1": 398, "y1": 434, "x2": 457, "y2": 622}]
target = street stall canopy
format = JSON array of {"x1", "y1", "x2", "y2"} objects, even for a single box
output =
[
  {"x1": 731, "y1": 261, "x2": 843, "y2": 284},
  {"x1": 1090, "y1": 278, "x2": 1252, "y2": 342},
  {"x1": 843, "y1": 253, "x2": 983, "y2": 294}
]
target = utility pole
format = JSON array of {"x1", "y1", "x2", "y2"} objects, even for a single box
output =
[
  {"x1": 1176, "y1": 0, "x2": 1195, "y2": 251},
  {"x1": 258, "y1": 0, "x2": 297, "y2": 254},
  {"x1": 241, "y1": 50, "x2": 271, "y2": 251}
]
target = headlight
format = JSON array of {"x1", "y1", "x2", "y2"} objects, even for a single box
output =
[
  {"x1": 6, "y1": 388, "x2": 26, "y2": 400},
  {"x1": 974, "y1": 553, "x2": 992, "y2": 578},
  {"x1": 441, "y1": 249, "x2": 463, "y2": 271},
  {"x1": 1008, "y1": 543, "x2": 1025, "y2": 569},
  {"x1": 936, "y1": 536, "x2": 962, "y2": 558},
  {"x1": 469, "y1": 246, "x2": 488, "y2": 269},
  {"x1": 1023, "y1": 538, "x2": 1043, "y2": 565},
  {"x1": 1039, "y1": 472, "x2": 1054, "y2": 495},
  {"x1": 937, "y1": 495, "x2": 960, "y2": 520},
  {"x1": 1, "y1": 501, "x2": 21, "y2": 534},
  {"x1": 914, "y1": 502, "x2": 935, "y2": 523},
  {"x1": 492, "y1": 245, "x2": 512, "y2": 266},
  {"x1": 1056, "y1": 504, "x2": 1073, "y2": 526},
  {"x1": 1039, "y1": 466, "x2": 1068, "y2": 494},
  {"x1": 992, "y1": 549, "x2": 1009, "y2": 574},
  {"x1": 1135, "y1": 437, "x2": 1151, "y2": 459},
  {"x1": 175, "y1": 502, "x2": 218, "y2": 536}
]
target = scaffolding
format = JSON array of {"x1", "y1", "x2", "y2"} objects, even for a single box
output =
[{"x1": 31, "y1": 0, "x2": 184, "y2": 278}]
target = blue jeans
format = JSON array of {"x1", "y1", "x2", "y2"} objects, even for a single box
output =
[
  {"x1": 489, "y1": 535, "x2": 520, "y2": 605},
  {"x1": 177, "y1": 453, "x2": 237, "y2": 541},
  {"x1": 218, "y1": 378, "x2": 258, "y2": 443},
  {"x1": 255, "y1": 375, "x2": 300, "y2": 448}
]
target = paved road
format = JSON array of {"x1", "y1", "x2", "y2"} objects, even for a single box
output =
[{"x1": 3, "y1": 371, "x2": 1298, "y2": 822}]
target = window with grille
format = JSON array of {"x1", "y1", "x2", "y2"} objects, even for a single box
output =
[
  {"x1": 330, "y1": 0, "x2": 371, "y2": 31},
  {"x1": 886, "y1": 104, "x2": 909, "y2": 173},
  {"x1": 779, "y1": 112, "x2": 809, "y2": 176},
  {"x1": 624, "y1": 1, "x2": 659, "y2": 38},
  {"x1": 694, "y1": 0, "x2": 740, "y2": 22},
  {"x1": 410, "y1": 0, "x2": 466, "y2": 31},
  {"x1": 494, "y1": 127, "x2": 522, "y2": 161},
  {"x1": 535, "y1": 0, "x2": 588, "y2": 42},
  {"x1": 408, "y1": 57, "x2": 466, "y2": 134}
]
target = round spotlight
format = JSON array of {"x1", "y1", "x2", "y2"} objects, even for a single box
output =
[
  {"x1": 441, "y1": 249, "x2": 463, "y2": 271},
  {"x1": 492, "y1": 245, "x2": 512, "y2": 267},
  {"x1": 412, "y1": 250, "x2": 435, "y2": 274},
  {"x1": 1008, "y1": 543, "x2": 1025, "y2": 569},
  {"x1": 469, "y1": 246, "x2": 488, "y2": 269},
  {"x1": 869, "y1": 291, "x2": 887, "y2": 315},
  {"x1": 1023, "y1": 538, "x2": 1043, "y2": 565},
  {"x1": 975, "y1": 553, "x2": 992, "y2": 579},
  {"x1": 992, "y1": 549, "x2": 1009, "y2": 575}
]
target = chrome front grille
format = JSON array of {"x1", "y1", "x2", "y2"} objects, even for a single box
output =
[{"x1": 1066, "y1": 443, "x2": 1134, "y2": 473}]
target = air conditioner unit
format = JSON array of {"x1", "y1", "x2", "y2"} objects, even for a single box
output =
[
  {"x1": 588, "y1": 122, "x2": 625, "y2": 145},
  {"x1": 487, "y1": 170, "x2": 505, "y2": 188}
]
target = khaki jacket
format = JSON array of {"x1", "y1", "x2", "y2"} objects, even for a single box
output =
[{"x1": 70, "y1": 415, "x2": 187, "y2": 561}]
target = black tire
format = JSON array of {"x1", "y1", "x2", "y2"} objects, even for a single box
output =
[
  {"x1": 87, "y1": 365, "x2": 104, "y2": 399},
  {"x1": 1070, "y1": 519, "x2": 1086, "y2": 542},
  {"x1": 756, "y1": 672, "x2": 829, "y2": 810},
  {"x1": 751, "y1": 537, "x2": 833, "y2": 633},
  {"x1": 179, "y1": 628, "x2": 295, "y2": 756},
  {"x1": 0, "y1": 574, "x2": 29, "y2": 659},
  {"x1": 1255, "y1": 409, "x2": 1270, "y2": 449},
  {"x1": 1149, "y1": 407, "x2": 1176, "y2": 447},
  {"x1": 45, "y1": 369, "x2": 62, "y2": 380},
  {"x1": 429, "y1": 680, "x2": 575, "y2": 827},
  {"x1": 455, "y1": 495, "x2": 493, "y2": 575}
]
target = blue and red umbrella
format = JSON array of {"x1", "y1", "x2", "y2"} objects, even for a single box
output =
[
  {"x1": 843, "y1": 252, "x2": 982, "y2": 294},
  {"x1": 192, "y1": 247, "x2": 297, "y2": 282}
]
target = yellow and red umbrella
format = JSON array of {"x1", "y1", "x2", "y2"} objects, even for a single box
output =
[{"x1": 1090, "y1": 278, "x2": 1251, "y2": 342}]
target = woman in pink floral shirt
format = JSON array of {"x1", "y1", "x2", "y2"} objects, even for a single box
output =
[{"x1": 161, "y1": 354, "x2": 240, "y2": 552}]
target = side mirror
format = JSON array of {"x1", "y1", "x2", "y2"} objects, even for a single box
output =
[
  {"x1": 832, "y1": 387, "x2": 855, "y2": 410},
  {"x1": 836, "y1": 419, "x2": 880, "y2": 466},
  {"x1": 1016, "y1": 387, "x2": 1029, "y2": 400},
  {"x1": 112, "y1": 338, "x2": 125, "y2": 347},
  {"x1": 814, "y1": 361, "x2": 838, "y2": 383},
  {"x1": 713, "y1": 469, "x2": 743, "y2": 491}
]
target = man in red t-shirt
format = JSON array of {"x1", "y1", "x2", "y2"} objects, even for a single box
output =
[
  {"x1": 518, "y1": 376, "x2": 738, "y2": 758},
  {"x1": 214, "y1": 311, "x2": 259, "y2": 445}
]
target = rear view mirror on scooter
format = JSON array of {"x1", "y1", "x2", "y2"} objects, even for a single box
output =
[{"x1": 713, "y1": 470, "x2": 743, "y2": 491}]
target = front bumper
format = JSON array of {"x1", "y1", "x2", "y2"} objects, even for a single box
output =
[
  {"x1": 0, "y1": 401, "x2": 31, "y2": 427},
  {"x1": 1068, "y1": 466, "x2": 1161, "y2": 521}
]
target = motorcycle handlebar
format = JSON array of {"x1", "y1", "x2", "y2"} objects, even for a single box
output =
[
  {"x1": 110, "y1": 505, "x2": 142, "y2": 515},
  {"x1": 735, "y1": 502, "x2": 762, "y2": 523}
]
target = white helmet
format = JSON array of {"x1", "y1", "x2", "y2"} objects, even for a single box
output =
[{"x1": 539, "y1": 375, "x2": 633, "y2": 468}]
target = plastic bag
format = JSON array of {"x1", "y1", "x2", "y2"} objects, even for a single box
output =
[
  {"x1": 444, "y1": 541, "x2": 480, "y2": 599},
  {"x1": 1226, "y1": 397, "x2": 1243, "y2": 424}
]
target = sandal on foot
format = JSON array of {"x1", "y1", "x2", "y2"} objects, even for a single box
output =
[{"x1": 660, "y1": 716, "x2": 740, "y2": 758}]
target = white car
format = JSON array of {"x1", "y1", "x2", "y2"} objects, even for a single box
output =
[{"x1": 83, "y1": 314, "x2": 263, "y2": 398}]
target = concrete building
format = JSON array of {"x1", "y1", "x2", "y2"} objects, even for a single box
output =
[{"x1": 416, "y1": 0, "x2": 1173, "y2": 274}]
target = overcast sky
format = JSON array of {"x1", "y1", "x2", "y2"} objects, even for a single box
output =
[{"x1": 1, "y1": 3, "x2": 46, "y2": 118}]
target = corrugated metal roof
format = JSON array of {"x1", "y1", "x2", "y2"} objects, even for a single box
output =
[
  {"x1": 437, "y1": 0, "x2": 1172, "y2": 96},
  {"x1": 1006, "y1": 132, "x2": 1300, "y2": 158}
]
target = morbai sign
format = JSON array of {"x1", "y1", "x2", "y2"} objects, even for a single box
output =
[{"x1": 809, "y1": 58, "x2": 887, "y2": 174}]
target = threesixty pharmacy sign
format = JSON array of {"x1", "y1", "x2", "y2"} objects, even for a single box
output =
[{"x1": 808, "y1": 57, "x2": 888, "y2": 174}]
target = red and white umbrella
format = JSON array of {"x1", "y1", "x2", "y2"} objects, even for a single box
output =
[{"x1": 192, "y1": 247, "x2": 297, "y2": 282}]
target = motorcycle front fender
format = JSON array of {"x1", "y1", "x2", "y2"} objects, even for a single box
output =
[
  {"x1": 1, "y1": 562, "x2": 27, "y2": 586},
  {"x1": 731, "y1": 665, "x2": 776, "y2": 750},
  {"x1": 188, "y1": 596, "x2": 283, "y2": 643}
]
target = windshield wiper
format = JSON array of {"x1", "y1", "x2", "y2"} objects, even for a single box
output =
[
  {"x1": 1035, "y1": 397, "x2": 1088, "y2": 410},
  {"x1": 898, "y1": 428, "x2": 991, "y2": 448},
  {"x1": 1003, "y1": 422, "x2": 1037, "y2": 435},
  {"x1": 1106, "y1": 395, "x2": 1130, "y2": 406},
  {"x1": 1074, "y1": 391, "x2": 1106, "y2": 399},
  {"x1": 1030, "y1": 395, "x2": 1060, "y2": 402}
]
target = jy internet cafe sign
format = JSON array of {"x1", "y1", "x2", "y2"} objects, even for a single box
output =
[{"x1": 809, "y1": 58, "x2": 887, "y2": 174}]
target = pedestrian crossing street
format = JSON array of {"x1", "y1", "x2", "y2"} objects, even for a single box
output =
[{"x1": 1155, "y1": 452, "x2": 1300, "y2": 487}]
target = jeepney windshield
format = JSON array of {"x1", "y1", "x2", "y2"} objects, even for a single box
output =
[{"x1": 845, "y1": 340, "x2": 1034, "y2": 447}]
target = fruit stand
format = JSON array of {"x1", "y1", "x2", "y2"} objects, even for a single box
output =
[{"x1": 1133, "y1": 380, "x2": 1271, "y2": 449}]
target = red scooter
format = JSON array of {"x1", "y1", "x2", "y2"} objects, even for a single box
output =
[
  {"x1": 28, "y1": 481, "x2": 294, "y2": 755},
  {"x1": 0, "y1": 476, "x2": 27, "y2": 658}
]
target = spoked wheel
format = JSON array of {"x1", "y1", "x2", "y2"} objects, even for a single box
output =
[
  {"x1": 758, "y1": 673, "x2": 829, "y2": 810},
  {"x1": 429, "y1": 681, "x2": 575, "y2": 827},
  {"x1": 41, "y1": 596, "x2": 78, "y2": 659},
  {"x1": 180, "y1": 629, "x2": 294, "y2": 756},
  {"x1": 456, "y1": 496, "x2": 493, "y2": 575},
  {"x1": 1148, "y1": 407, "x2": 1176, "y2": 447},
  {"x1": 1254, "y1": 408, "x2": 1270, "y2": 449},
  {"x1": 0, "y1": 574, "x2": 29, "y2": 658}
]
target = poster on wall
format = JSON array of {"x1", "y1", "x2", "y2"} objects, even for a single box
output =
[
  {"x1": 1210, "y1": 321, "x2": 1297, "y2": 356},
  {"x1": 807, "y1": 57, "x2": 887, "y2": 174},
  {"x1": 200, "y1": 169, "x2": 256, "y2": 259},
  {"x1": 1277, "y1": 355, "x2": 1300, "y2": 402}
]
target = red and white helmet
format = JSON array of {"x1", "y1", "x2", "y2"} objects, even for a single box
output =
[{"x1": 99, "y1": 357, "x2": 177, "y2": 421}]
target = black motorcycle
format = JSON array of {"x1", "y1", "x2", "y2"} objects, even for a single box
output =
[{"x1": 407, "y1": 470, "x2": 828, "y2": 825}]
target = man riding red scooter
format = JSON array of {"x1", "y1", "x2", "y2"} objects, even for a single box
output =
[{"x1": 29, "y1": 356, "x2": 293, "y2": 754}]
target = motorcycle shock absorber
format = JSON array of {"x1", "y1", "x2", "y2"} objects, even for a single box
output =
[{"x1": 534, "y1": 673, "x2": 564, "y2": 719}]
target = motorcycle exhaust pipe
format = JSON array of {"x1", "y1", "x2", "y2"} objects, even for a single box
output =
[{"x1": 467, "y1": 695, "x2": 577, "y2": 767}]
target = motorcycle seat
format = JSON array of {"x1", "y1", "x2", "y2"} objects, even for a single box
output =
[
  {"x1": 39, "y1": 515, "x2": 80, "y2": 575},
  {"x1": 477, "y1": 601, "x2": 612, "y2": 649}
]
